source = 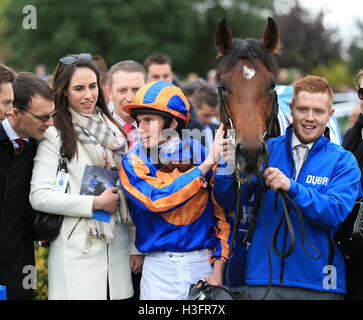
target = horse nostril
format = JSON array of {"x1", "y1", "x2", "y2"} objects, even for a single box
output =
[
  {"x1": 258, "y1": 143, "x2": 267, "y2": 157},
  {"x1": 236, "y1": 143, "x2": 248, "y2": 158}
]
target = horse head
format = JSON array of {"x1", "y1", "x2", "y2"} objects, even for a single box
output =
[{"x1": 215, "y1": 17, "x2": 280, "y2": 175}]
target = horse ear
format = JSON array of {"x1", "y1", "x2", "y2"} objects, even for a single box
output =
[
  {"x1": 261, "y1": 17, "x2": 280, "y2": 54},
  {"x1": 216, "y1": 18, "x2": 233, "y2": 57}
]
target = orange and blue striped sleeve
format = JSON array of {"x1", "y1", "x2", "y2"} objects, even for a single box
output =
[
  {"x1": 120, "y1": 151, "x2": 205, "y2": 213},
  {"x1": 209, "y1": 164, "x2": 234, "y2": 263}
]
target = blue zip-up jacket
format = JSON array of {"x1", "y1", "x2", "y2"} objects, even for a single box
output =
[
  {"x1": 120, "y1": 137, "x2": 233, "y2": 263},
  {"x1": 214, "y1": 127, "x2": 361, "y2": 293}
]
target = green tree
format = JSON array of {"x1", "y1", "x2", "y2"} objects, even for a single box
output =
[
  {"x1": 191, "y1": 0, "x2": 276, "y2": 77},
  {"x1": 0, "y1": 0, "x2": 199, "y2": 75},
  {"x1": 275, "y1": 0, "x2": 342, "y2": 74},
  {"x1": 0, "y1": 0, "x2": 277, "y2": 78},
  {"x1": 312, "y1": 60, "x2": 355, "y2": 90},
  {"x1": 348, "y1": 19, "x2": 363, "y2": 75}
]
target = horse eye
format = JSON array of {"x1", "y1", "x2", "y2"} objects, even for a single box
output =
[
  {"x1": 218, "y1": 82, "x2": 226, "y2": 91},
  {"x1": 270, "y1": 79, "x2": 277, "y2": 89},
  {"x1": 267, "y1": 80, "x2": 276, "y2": 94}
]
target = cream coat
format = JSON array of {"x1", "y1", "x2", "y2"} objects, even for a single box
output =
[{"x1": 30, "y1": 125, "x2": 139, "y2": 300}]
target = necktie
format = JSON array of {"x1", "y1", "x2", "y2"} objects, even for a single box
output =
[
  {"x1": 14, "y1": 138, "x2": 27, "y2": 156},
  {"x1": 123, "y1": 123, "x2": 135, "y2": 149},
  {"x1": 293, "y1": 144, "x2": 309, "y2": 178}
]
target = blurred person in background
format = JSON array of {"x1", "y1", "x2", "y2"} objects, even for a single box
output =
[
  {"x1": 180, "y1": 80, "x2": 204, "y2": 102},
  {"x1": 34, "y1": 64, "x2": 48, "y2": 80},
  {"x1": 349, "y1": 104, "x2": 360, "y2": 127},
  {"x1": 107, "y1": 60, "x2": 145, "y2": 150},
  {"x1": 92, "y1": 55, "x2": 110, "y2": 107},
  {"x1": 206, "y1": 69, "x2": 216, "y2": 88},
  {"x1": 44, "y1": 75, "x2": 54, "y2": 89},
  {"x1": 187, "y1": 85, "x2": 219, "y2": 151},
  {"x1": 144, "y1": 53, "x2": 178, "y2": 85}
]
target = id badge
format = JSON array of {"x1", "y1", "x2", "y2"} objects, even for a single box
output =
[{"x1": 54, "y1": 171, "x2": 69, "y2": 193}]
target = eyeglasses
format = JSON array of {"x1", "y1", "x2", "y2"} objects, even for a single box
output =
[
  {"x1": 358, "y1": 88, "x2": 363, "y2": 100},
  {"x1": 17, "y1": 108, "x2": 57, "y2": 122},
  {"x1": 59, "y1": 53, "x2": 92, "y2": 65}
]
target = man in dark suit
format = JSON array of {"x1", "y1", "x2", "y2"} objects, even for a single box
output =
[
  {"x1": 0, "y1": 64, "x2": 15, "y2": 121},
  {"x1": 187, "y1": 85, "x2": 219, "y2": 151},
  {"x1": 0, "y1": 71, "x2": 54, "y2": 299}
]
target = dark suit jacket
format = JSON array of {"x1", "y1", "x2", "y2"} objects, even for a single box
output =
[
  {"x1": 342, "y1": 113, "x2": 363, "y2": 300},
  {"x1": 342, "y1": 113, "x2": 363, "y2": 189},
  {"x1": 0, "y1": 123, "x2": 37, "y2": 300}
]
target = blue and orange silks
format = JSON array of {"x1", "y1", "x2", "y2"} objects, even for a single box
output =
[
  {"x1": 122, "y1": 80, "x2": 191, "y2": 124},
  {"x1": 120, "y1": 134, "x2": 233, "y2": 263}
]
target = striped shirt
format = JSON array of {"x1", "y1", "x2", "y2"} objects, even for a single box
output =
[{"x1": 113, "y1": 112, "x2": 140, "y2": 149}]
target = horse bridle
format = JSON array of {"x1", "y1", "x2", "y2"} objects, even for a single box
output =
[
  {"x1": 216, "y1": 82, "x2": 236, "y2": 152},
  {"x1": 216, "y1": 80, "x2": 322, "y2": 300},
  {"x1": 217, "y1": 81, "x2": 279, "y2": 148}
]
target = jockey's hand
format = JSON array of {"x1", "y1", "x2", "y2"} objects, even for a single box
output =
[
  {"x1": 204, "y1": 260, "x2": 224, "y2": 286},
  {"x1": 205, "y1": 123, "x2": 224, "y2": 165},
  {"x1": 199, "y1": 124, "x2": 224, "y2": 176},
  {"x1": 263, "y1": 167, "x2": 291, "y2": 192},
  {"x1": 130, "y1": 254, "x2": 144, "y2": 274},
  {"x1": 219, "y1": 137, "x2": 235, "y2": 166}
]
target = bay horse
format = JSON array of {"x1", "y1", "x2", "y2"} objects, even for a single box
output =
[{"x1": 215, "y1": 17, "x2": 280, "y2": 175}]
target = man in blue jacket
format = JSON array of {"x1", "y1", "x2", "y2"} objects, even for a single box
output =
[{"x1": 214, "y1": 75, "x2": 361, "y2": 300}]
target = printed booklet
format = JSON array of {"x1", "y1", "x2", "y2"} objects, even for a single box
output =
[{"x1": 79, "y1": 165, "x2": 119, "y2": 222}]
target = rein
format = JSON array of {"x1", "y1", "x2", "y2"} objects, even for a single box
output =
[{"x1": 217, "y1": 87, "x2": 322, "y2": 300}]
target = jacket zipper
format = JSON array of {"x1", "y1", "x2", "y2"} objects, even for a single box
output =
[
  {"x1": 279, "y1": 148, "x2": 295, "y2": 284},
  {"x1": 279, "y1": 140, "x2": 314, "y2": 284}
]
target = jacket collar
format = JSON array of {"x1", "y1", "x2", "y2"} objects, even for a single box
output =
[
  {"x1": 357, "y1": 113, "x2": 363, "y2": 126},
  {"x1": 0, "y1": 122, "x2": 9, "y2": 142},
  {"x1": 285, "y1": 124, "x2": 330, "y2": 153},
  {"x1": 1, "y1": 119, "x2": 37, "y2": 145},
  {"x1": 1, "y1": 121, "x2": 39, "y2": 151}
]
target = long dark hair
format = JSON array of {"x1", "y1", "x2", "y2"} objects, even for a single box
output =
[{"x1": 53, "y1": 59, "x2": 121, "y2": 160}]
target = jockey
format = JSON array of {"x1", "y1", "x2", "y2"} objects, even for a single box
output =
[{"x1": 119, "y1": 80, "x2": 233, "y2": 300}]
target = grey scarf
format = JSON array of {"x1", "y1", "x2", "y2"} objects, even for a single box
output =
[{"x1": 70, "y1": 107, "x2": 128, "y2": 246}]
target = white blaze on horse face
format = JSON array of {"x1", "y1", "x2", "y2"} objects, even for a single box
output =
[{"x1": 243, "y1": 66, "x2": 255, "y2": 80}]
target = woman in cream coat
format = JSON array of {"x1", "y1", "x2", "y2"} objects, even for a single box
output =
[{"x1": 30, "y1": 54, "x2": 141, "y2": 300}]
